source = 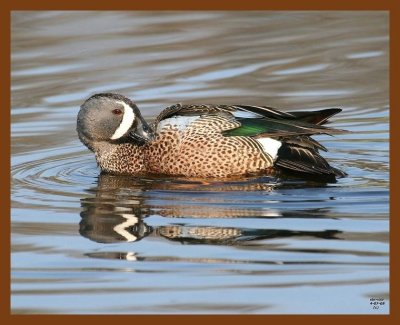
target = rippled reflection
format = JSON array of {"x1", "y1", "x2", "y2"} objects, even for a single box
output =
[{"x1": 79, "y1": 174, "x2": 343, "y2": 245}]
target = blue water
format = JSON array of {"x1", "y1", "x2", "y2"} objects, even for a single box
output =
[{"x1": 11, "y1": 11, "x2": 389, "y2": 314}]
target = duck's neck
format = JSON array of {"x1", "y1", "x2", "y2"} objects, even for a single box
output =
[{"x1": 93, "y1": 141, "x2": 147, "y2": 175}]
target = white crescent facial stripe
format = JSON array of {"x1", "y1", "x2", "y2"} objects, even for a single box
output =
[
  {"x1": 255, "y1": 137, "x2": 282, "y2": 160},
  {"x1": 110, "y1": 101, "x2": 135, "y2": 140}
]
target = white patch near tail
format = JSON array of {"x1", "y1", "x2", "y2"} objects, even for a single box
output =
[
  {"x1": 255, "y1": 137, "x2": 282, "y2": 160},
  {"x1": 110, "y1": 101, "x2": 135, "y2": 140},
  {"x1": 157, "y1": 116, "x2": 200, "y2": 133}
]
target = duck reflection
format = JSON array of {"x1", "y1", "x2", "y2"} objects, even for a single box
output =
[
  {"x1": 79, "y1": 206, "x2": 151, "y2": 243},
  {"x1": 156, "y1": 225, "x2": 340, "y2": 245},
  {"x1": 80, "y1": 173, "x2": 340, "y2": 244}
]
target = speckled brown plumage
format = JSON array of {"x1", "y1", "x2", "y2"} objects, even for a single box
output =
[
  {"x1": 145, "y1": 115, "x2": 273, "y2": 178},
  {"x1": 157, "y1": 225, "x2": 242, "y2": 241},
  {"x1": 96, "y1": 143, "x2": 146, "y2": 175},
  {"x1": 96, "y1": 116, "x2": 273, "y2": 178}
]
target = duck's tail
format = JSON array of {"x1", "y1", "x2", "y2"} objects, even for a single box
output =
[{"x1": 275, "y1": 142, "x2": 346, "y2": 183}]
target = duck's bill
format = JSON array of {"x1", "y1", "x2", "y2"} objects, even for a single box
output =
[{"x1": 128, "y1": 117, "x2": 155, "y2": 145}]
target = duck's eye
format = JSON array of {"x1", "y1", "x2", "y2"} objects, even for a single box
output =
[{"x1": 112, "y1": 108, "x2": 123, "y2": 115}]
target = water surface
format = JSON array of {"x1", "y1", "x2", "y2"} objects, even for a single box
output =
[{"x1": 11, "y1": 11, "x2": 389, "y2": 314}]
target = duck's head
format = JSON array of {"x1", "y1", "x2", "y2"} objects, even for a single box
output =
[{"x1": 77, "y1": 93, "x2": 154, "y2": 151}]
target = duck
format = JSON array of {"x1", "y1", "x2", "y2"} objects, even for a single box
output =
[{"x1": 77, "y1": 93, "x2": 347, "y2": 182}]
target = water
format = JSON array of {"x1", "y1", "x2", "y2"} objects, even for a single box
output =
[{"x1": 11, "y1": 11, "x2": 389, "y2": 314}]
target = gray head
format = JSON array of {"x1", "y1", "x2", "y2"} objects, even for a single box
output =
[{"x1": 77, "y1": 93, "x2": 153, "y2": 151}]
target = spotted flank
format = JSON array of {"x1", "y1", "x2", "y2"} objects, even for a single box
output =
[{"x1": 77, "y1": 93, "x2": 348, "y2": 182}]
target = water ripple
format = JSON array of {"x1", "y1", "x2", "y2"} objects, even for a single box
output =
[{"x1": 12, "y1": 150, "x2": 97, "y2": 208}]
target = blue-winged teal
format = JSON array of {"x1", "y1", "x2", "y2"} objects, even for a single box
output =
[{"x1": 77, "y1": 93, "x2": 346, "y2": 181}]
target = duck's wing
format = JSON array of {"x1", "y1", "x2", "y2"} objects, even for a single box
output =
[
  {"x1": 288, "y1": 108, "x2": 342, "y2": 125},
  {"x1": 222, "y1": 116, "x2": 346, "y2": 138},
  {"x1": 155, "y1": 103, "x2": 342, "y2": 125},
  {"x1": 225, "y1": 105, "x2": 342, "y2": 125},
  {"x1": 154, "y1": 103, "x2": 294, "y2": 124},
  {"x1": 154, "y1": 103, "x2": 345, "y2": 144}
]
